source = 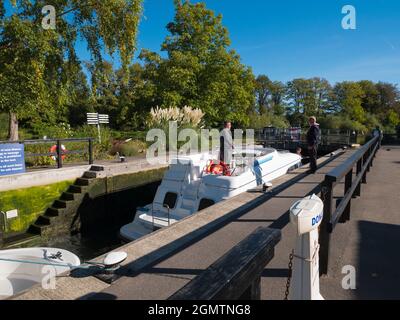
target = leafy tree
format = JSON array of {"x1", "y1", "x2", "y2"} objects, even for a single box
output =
[
  {"x1": 286, "y1": 78, "x2": 314, "y2": 126},
  {"x1": 358, "y1": 80, "x2": 380, "y2": 113},
  {"x1": 269, "y1": 81, "x2": 286, "y2": 116},
  {"x1": 255, "y1": 75, "x2": 272, "y2": 114},
  {"x1": 333, "y1": 82, "x2": 366, "y2": 123},
  {"x1": 286, "y1": 78, "x2": 331, "y2": 123},
  {"x1": 308, "y1": 77, "x2": 332, "y2": 117},
  {"x1": 0, "y1": 0, "x2": 143, "y2": 140},
  {"x1": 248, "y1": 111, "x2": 289, "y2": 129},
  {"x1": 139, "y1": 0, "x2": 255, "y2": 127},
  {"x1": 375, "y1": 82, "x2": 400, "y2": 129},
  {"x1": 66, "y1": 68, "x2": 92, "y2": 127}
]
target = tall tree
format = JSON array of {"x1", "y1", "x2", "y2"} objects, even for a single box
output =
[
  {"x1": 140, "y1": 0, "x2": 255, "y2": 127},
  {"x1": 286, "y1": 79, "x2": 310, "y2": 115},
  {"x1": 375, "y1": 82, "x2": 400, "y2": 128},
  {"x1": 255, "y1": 75, "x2": 272, "y2": 114},
  {"x1": 333, "y1": 81, "x2": 366, "y2": 123},
  {"x1": 358, "y1": 80, "x2": 380, "y2": 113},
  {"x1": 309, "y1": 77, "x2": 332, "y2": 117},
  {"x1": 0, "y1": 0, "x2": 143, "y2": 140},
  {"x1": 270, "y1": 81, "x2": 286, "y2": 108}
]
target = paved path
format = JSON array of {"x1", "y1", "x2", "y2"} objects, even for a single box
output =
[{"x1": 319, "y1": 146, "x2": 400, "y2": 300}]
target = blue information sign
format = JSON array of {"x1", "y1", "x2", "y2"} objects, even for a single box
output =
[{"x1": 0, "y1": 144, "x2": 26, "y2": 176}]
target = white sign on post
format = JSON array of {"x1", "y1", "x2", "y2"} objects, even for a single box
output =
[
  {"x1": 87, "y1": 113, "x2": 109, "y2": 143},
  {"x1": 6, "y1": 209, "x2": 18, "y2": 219},
  {"x1": 98, "y1": 114, "x2": 109, "y2": 124}
]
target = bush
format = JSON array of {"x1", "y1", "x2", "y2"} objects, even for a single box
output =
[
  {"x1": 318, "y1": 115, "x2": 367, "y2": 133},
  {"x1": 110, "y1": 130, "x2": 147, "y2": 142},
  {"x1": 73, "y1": 125, "x2": 113, "y2": 160},
  {"x1": 110, "y1": 140, "x2": 147, "y2": 157},
  {"x1": 25, "y1": 143, "x2": 54, "y2": 167},
  {"x1": 248, "y1": 112, "x2": 289, "y2": 129},
  {"x1": 363, "y1": 113, "x2": 382, "y2": 132},
  {"x1": 31, "y1": 122, "x2": 74, "y2": 139},
  {"x1": 147, "y1": 106, "x2": 205, "y2": 128}
]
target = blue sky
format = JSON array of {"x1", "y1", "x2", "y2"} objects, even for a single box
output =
[
  {"x1": 4, "y1": 0, "x2": 400, "y2": 85},
  {"x1": 135, "y1": 0, "x2": 400, "y2": 85}
]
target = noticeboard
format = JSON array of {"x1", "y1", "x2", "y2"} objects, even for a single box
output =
[{"x1": 0, "y1": 143, "x2": 26, "y2": 176}]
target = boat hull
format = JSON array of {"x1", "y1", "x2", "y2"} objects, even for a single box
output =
[{"x1": 0, "y1": 248, "x2": 80, "y2": 299}]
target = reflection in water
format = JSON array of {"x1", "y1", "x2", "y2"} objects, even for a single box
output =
[{"x1": 45, "y1": 229, "x2": 123, "y2": 261}]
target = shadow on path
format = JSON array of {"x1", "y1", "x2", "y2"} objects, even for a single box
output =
[{"x1": 355, "y1": 221, "x2": 400, "y2": 300}]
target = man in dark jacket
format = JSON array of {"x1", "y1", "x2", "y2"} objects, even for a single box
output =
[{"x1": 306, "y1": 116, "x2": 320, "y2": 174}]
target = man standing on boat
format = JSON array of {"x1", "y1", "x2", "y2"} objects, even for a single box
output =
[
  {"x1": 220, "y1": 121, "x2": 234, "y2": 165},
  {"x1": 306, "y1": 116, "x2": 320, "y2": 174}
]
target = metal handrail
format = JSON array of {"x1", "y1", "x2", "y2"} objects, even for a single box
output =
[
  {"x1": 0, "y1": 138, "x2": 94, "y2": 168},
  {"x1": 0, "y1": 138, "x2": 93, "y2": 144},
  {"x1": 329, "y1": 140, "x2": 379, "y2": 231},
  {"x1": 152, "y1": 201, "x2": 173, "y2": 227},
  {"x1": 319, "y1": 134, "x2": 381, "y2": 275},
  {"x1": 324, "y1": 135, "x2": 379, "y2": 185}
]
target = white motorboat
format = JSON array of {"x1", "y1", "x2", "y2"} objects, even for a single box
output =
[
  {"x1": 120, "y1": 146, "x2": 302, "y2": 242},
  {"x1": 0, "y1": 247, "x2": 80, "y2": 299}
]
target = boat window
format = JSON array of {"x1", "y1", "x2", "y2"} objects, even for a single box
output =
[
  {"x1": 163, "y1": 192, "x2": 178, "y2": 209},
  {"x1": 198, "y1": 199, "x2": 215, "y2": 211}
]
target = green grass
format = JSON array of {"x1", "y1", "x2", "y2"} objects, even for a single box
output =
[{"x1": 0, "y1": 180, "x2": 73, "y2": 233}]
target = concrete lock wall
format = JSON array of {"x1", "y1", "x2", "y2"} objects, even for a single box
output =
[
  {"x1": 0, "y1": 165, "x2": 91, "y2": 192},
  {"x1": 74, "y1": 169, "x2": 165, "y2": 237}
]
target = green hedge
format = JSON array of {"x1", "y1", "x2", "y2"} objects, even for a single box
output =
[{"x1": 0, "y1": 180, "x2": 73, "y2": 233}]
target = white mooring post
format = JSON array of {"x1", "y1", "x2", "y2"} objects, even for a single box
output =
[{"x1": 289, "y1": 194, "x2": 324, "y2": 300}]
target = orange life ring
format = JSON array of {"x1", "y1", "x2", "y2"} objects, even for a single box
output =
[
  {"x1": 204, "y1": 160, "x2": 231, "y2": 176},
  {"x1": 50, "y1": 144, "x2": 67, "y2": 161}
]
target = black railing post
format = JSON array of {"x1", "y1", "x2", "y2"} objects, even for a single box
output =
[
  {"x1": 341, "y1": 169, "x2": 353, "y2": 222},
  {"x1": 319, "y1": 179, "x2": 333, "y2": 276},
  {"x1": 56, "y1": 139, "x2": 63, "y2": 168},
  {"x1": 239, "y1": 277, "x2": 261, "y2": 300},
  {"x1": 355, "y1": 159, "x2": 362, "y2": 197},
  {"x1": 362, "y1": 152, "x2": 367, "y2": 184},
  {"x1": 88, "y1": 138, "x2": 94, "y2": 165},
  {"x1": 0, "y1": 212, "x2": 5, "y2": 247},
  {"x1": 367, "y1": 147, "x2": 371, "y2": 172},
  {"x1": 370, "y1": 144, "x2": 375, "y2": 167}
]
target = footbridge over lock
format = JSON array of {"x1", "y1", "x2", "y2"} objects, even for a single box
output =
[{"x1": 13, "y1": 135, "x2": 400, "y2": 300}]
